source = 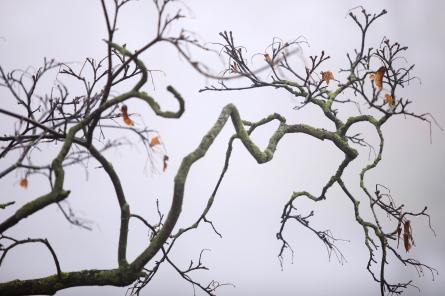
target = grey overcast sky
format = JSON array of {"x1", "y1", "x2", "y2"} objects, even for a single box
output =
[{"x1": 0, "y1": 1, "x2": 444, "y2": 295}]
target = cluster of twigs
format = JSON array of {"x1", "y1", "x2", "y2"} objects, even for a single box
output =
[
  {"x1": 0, "y1": 0, "x2": 230, "y2": 295},
  {"x1": 199, "y1": 7, "x2": 439, "y2": 296}
]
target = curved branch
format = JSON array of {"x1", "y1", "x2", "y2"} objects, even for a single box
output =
[
  {"x1": 131, "y1": 103, "x2": 358, "y2": 271},
  {"x1": 88, "y1": 145, "x2": 130, "y2": 267},
  {"x1": 0, "y1": 237, "x2": 62, "y2": 278}
]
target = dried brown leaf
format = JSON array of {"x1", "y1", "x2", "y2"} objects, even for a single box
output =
[
  {"x1": 163, "y1": 155, "x2": 169, "y2": 172},
  {"x1": 19, "y1": 178, "x2": 28, "y2": 189},
  {"x1": 321, "y1": 71, "x2": 334, "y2": 85},
  {"x1": 385, "y1": 93, "x2": 395, "y2": 107},
  {"x1": 371, "y1": 66, "x2": 386, "y2": 90},
  {"x1": 121, "y1": 104, "x2": 134, "y2": 126},
  {"x1": 149, "y1": 136, "x2": 161, "y2": 148},
  {"x1": 403, "y1": 220, "x2": 413, "y2": 252}
]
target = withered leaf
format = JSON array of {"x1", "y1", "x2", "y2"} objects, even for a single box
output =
[
  {"x1": 385, "y1": 93, "x2": 395, "y2": 107},
  {"x1": 149, "y1": 136, "x2": 161, "y2": 148},
  {"x1": 371, "y1": 66, "x2": 386, "y2": 90},
  {"x1": 321, "y1": 71, "x2": 334, "y2": 85},
  {"x1": 403, "y1": 233, "x2": 412, "y2": 252},
  {"x1": 403, "y1": 220, "x2": 414, "y2": 252},
  {"x1": 123, "y1": 117, "x2": 134, "y2": 126},
  {"x1": 163, "y1": 155, "x2": 169, "y2": 172},
  {"x1": 121, "y1": 104, "x2": 134, "y2": 126},
  {"x1": 19, "y1": 178, "x2": 28, "y2": 189}
]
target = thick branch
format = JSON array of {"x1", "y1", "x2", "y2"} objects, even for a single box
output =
[
  {"x1": 0, "y1": 268, "x2": 139, "y2": 296},
  {"x1": 88, "y1": 145, "x2": 130, "y2": 267}
]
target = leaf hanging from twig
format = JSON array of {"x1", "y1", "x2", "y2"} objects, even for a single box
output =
[
  {"x1": 403, "y1": 220, "x2": 414, "y2": 252},
  {"x1": 19, "y1": 178, "x2": 28, "y2": 189},
  {"x1": 385, "y1": 93, "x2": 394, "y2": 107},
  {"x1": 321, "y1": 71, "x2": 334, "y2": 85},
  {"x1": 121, "y1": 105, "x2": 134, "y2": 126},
  {"x1": 370, "y1": 66, "x2": 386, "y2": 90},
  {"x1": 163, "y1": 155, "x2": 169, "y2": 172},
  {"x1": 149, "y1": 136, "x2": 161, "y2": 148}
]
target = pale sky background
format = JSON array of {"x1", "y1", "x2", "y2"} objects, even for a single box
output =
[{"x1": 0, "y1": 1, "x2": 444, "y2": 296}]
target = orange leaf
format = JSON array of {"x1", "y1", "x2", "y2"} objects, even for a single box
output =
[
  {"x1": 149, "y1": 136, "x2": 161, "y2": 148},
  {"x1": 163, "y1": 155, "x2": 169, "y2": 172},
  {"x1": 19, "y1": 178, "x2": 28, "y2": 189},
  {"x1": 371, "y1": 66, "x2": 386, "y2": 90},
  {"x1": 321, "y1": 71, "x2": 334, "y2": 85},
  {"x1": 123, "y1": 116, "x2": 134, "y2": 126},
  {"x1": 385, "y1": 93, "x2": 395, "y2": 107},
  {"x1": 121, "y1": 105, "x2": 134, "y2": 126}
]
